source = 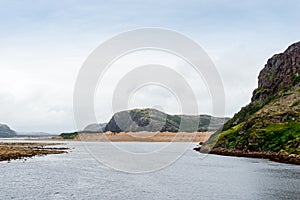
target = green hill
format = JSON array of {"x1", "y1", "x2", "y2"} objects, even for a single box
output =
[
  {"x1": 60, "y1": 108, "x2": 229, "y2": 139},
  {"x1": 105, "y1": 108, "x2": 229, "y2": 132}
]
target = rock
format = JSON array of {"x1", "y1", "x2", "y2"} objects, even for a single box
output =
[{"x1": 252, "y1": 41, "x2": 300, "y2": 102}]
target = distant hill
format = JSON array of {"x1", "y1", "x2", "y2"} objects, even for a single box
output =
[
  {"x1": 60, "y1": 108, "x2": 229, "y2": 139},
  {"x1": 201, "y1": 41, "x2": 300, "y2": 164},
  {"x1": 83, "y1": 123, "x2": 107, "y2": 132},
  {"x1": 0, "y1": 124, "x2": 16, "y2": 137},
  {"x1": 105, "y1": 108, "x2": 229, "y2": 132},
  {"x1": 16, "y1": 132, "x2": 57, "y2": 137}
]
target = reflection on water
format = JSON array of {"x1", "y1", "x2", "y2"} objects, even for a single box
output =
[{"x1": 0, "y1": 140, "x2": 299, "y2": 200}]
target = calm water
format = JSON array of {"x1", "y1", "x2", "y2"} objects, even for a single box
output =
[{"x1": 0, "y1": 140, "x2": 299, "y2": 200}]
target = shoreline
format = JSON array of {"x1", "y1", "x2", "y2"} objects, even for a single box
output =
[
  {"x1": 57, "y1": 131, "x2": 213, "y2": 142},
  {"x1": 197, "y1": 147, "x2": 300, "y2": 165},
  {"x1": 0, "y1": 142, "x2": 68, "y2": 162}
]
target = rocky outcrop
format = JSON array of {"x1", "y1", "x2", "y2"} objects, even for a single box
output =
[
  {"x1": 105, "y1": 108, "x2": 177, "y2": 132},
  {"x1": 252, "y1": 41, "x2": 300, "y2": 102},
  {"x1": 0, "y1": 124, "x2": 16, "y2": 137},
  {"x1": 200, "y1": 41, "x2": 300, "y2": 164}
]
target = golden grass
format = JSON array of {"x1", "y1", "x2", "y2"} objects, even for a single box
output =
[{"x1": 74, "y1": 131, "x2": 213, "y2": 142}]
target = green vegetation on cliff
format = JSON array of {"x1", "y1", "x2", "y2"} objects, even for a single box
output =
[{"x1": 202, "y1": 41, "x2": 300, "y2": 158}]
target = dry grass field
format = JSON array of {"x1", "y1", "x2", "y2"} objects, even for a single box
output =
[{"x1": 74, "y1": 131, "x2": 213, "y2": 142}]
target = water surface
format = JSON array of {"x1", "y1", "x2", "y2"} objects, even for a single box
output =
[{"x1": 0, "y1": 140, "x2": 299, "y2": 200}]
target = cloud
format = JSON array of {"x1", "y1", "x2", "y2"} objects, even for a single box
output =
[{"x1": 0, "y1": 0, "x2": 299, "y2": 132}]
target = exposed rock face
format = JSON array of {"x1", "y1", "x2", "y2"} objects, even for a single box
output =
[
  {"x1": 222, "y1": 42, "x2": 300, "y2": 131},
  {"x1": 105, "y1": 109, "x2": 178, "y2": 132},
  {"x1": 0, "y1": 124, "x2": 16, "y2": 137},
  {"x1": 83, "y1": 123, "x2": 107, "y2": 132},
  {"x1": 252, "y1": 41, "x2": 300, "y2": 102},
  {"x1": 202, "y1": 42, "x2": 300, "y2": 159},
  {"x1": 104, "y1": 108, "x2": 229, "y2": 132}
]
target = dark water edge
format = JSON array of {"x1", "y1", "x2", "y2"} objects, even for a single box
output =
[
  {"x1": 0, "y1": 141, "x2": 299, "y2": 200},
  {"x1": 197, "y1": 147, "x2": 300, "y2": 165}
]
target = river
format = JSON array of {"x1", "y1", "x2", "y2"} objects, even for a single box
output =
[{"x1": 0, "y1": 140, "x2": 299, "y2": 200}]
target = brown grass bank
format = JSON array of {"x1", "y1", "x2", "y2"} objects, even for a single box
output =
[{"x1": 72, "y1": 131, "x2": 213, "y2": 142}]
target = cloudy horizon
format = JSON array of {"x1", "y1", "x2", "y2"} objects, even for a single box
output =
[{"x1": 0, "y1": 0, "x2": 299, "y2": 133}]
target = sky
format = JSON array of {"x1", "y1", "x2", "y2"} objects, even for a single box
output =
[{"x1": 0, "y1": 0, "x2": 299, "y2": 133}]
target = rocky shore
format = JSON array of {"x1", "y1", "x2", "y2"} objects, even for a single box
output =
[
  {"x1": 0, "y1": 142, "x2": 68, "y2": 162},
  {"x1": 196, "y1": 147, "x2": 300, "y2": 165}
]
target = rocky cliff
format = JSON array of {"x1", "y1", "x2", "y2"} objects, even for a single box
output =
[
  {"x1": 201, "y1": 41, "x2": 300, "y2": 163},
  {"x1": 0, "y1": 124, "x2": 16, "y2": 137},
  {"x1": 252, "y1": 42, "x2": 300, "y2": 102}
]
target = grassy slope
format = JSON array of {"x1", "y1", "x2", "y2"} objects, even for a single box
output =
[{"x1": 204, "y1": 86, "x2": 300, "y2": 155}]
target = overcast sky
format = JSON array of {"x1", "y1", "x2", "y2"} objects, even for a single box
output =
[{"x1": 0, "y1": 0, "x2": 299, "y2": 133}]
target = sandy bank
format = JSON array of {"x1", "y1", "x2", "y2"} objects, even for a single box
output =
[{"x1": 70, "y1": 131, "x2": 213, "y2": 142}]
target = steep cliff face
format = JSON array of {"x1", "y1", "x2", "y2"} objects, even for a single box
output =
[
  {"x1": 202, "y1": 42, "x2": 300, "y2": 157},
  {"x1": 0, "y1": 124, "x2": 16, "y2": 137},
  {"x1": 252, "y1": 41, "x2": 300, "y2": 102}
]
